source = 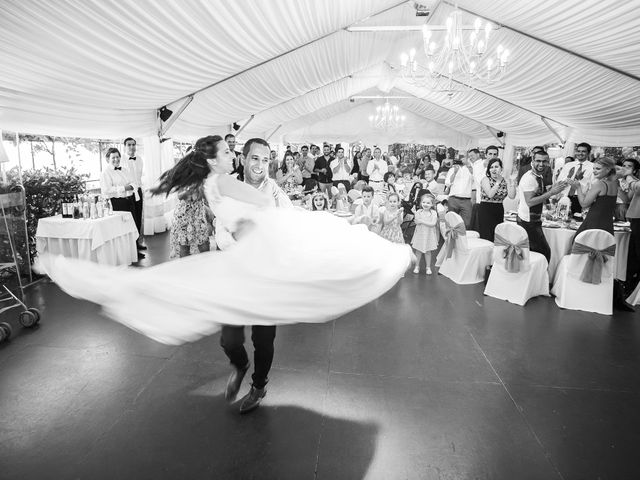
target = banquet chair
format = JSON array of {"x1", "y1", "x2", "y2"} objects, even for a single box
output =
[
  {"x1": 626, "y1": 281, "x2": 640, "y2": 306},
  {"x1": 436, "y1": 212, "x2": 493, "y2": 284},
  {"x1": 551, "y1": 229, "x2": 615, "y2": 315},
  {"x1": 484, "y1": 222, "x2": 549, "y2": 305}
]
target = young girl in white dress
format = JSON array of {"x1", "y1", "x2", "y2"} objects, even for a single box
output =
[
  {"x1": 37, "y1": 136, "x2": 413, "y2": 345},
  {"x1": 411, "y1": 193, "x2": 439, "y2": 274}
]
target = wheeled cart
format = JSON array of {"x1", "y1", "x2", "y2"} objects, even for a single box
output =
[{"x1": 0, "y1": 184, "x2": 41, "y2": 343}]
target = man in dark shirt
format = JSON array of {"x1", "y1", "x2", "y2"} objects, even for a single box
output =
[{"x1": 314, "y1": 144, "x2": 333, "y2": 198}]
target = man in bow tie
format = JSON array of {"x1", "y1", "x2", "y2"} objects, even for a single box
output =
[{"x1": 123, "y1": 137, "x2": 145, "y2": 252}]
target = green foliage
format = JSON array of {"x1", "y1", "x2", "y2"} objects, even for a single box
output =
[{"x1": 4, "y1": 166, "x2": 87, "y2": 263}]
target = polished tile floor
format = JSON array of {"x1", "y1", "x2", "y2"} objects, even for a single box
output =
[{"x1": 1, "y1": 232, "x2": 639, "y2": 479}]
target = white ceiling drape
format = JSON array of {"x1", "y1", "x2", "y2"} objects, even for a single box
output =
[{"x1": 1, "y1": 0, "x2": 639, "y2": 146}]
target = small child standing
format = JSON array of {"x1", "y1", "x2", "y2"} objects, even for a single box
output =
[
  {"x1": 352, "y1": 186, "x2": 380, "y2": 232},
  {"x1": 411, "y1": 193, "x2": 439, "y2": 274},
  {"x1": 379, "y1": 192, "x2": 405, "y2": 243}
]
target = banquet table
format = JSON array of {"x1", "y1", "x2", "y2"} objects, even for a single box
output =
[
  {"x1": 543, "y1": 225, "x2": 630, "y2": 281},
  {"x1": 36, "y1": 211, "x2": 138, "y2": 266}
]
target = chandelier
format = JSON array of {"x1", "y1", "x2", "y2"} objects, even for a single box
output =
[
  {"x1": 400, "y1": 9, "x2": 510, "y2": 96},
  {"x1": 368, "y1": 100, "x2": 406, "y2": 130}
]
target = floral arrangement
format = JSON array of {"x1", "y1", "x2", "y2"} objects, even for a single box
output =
[{"x1": 4, "y1": 166, "x2": 87, "y2": 263}]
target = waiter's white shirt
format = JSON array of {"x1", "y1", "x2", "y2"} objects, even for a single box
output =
[
  {"x1": 123, "y1": 154, "x2": 144, "y2": 188},
  {"x1": 100, "y1": 167, "x2": 139, "y2": 200}
]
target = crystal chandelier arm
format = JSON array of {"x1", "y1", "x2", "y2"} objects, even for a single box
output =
[{"x1": 440, "y1": 0, "x2": 640, "y2": 84}]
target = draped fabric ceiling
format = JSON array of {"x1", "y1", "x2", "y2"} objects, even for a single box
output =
[{"x1": 2, "y1": 0, "x2": 640, "y2": 148}]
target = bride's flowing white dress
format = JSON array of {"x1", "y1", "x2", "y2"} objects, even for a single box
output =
[{"x1": 37, "y1": 174, "x2": 412, "y2": 345}]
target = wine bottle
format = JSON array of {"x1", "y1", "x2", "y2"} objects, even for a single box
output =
[
  {"x1": 73, "y1": 195, "x2": 80, "y2": 219},
  {"x1": 90, "y1": 196, "x2": 98, "y2": 219},
  {"x1": 96, "y1": 195, "x2": 104, "y2": 218}
]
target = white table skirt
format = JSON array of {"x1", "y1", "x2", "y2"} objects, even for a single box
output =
[
  {"x1": 543, "y1": 227, "x2": 630, "y2": 281},
  {"x1": 36, "y1": 212, "x2": 138, "y2": 266}
]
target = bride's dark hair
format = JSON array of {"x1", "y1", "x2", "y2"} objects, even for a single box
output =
[{"x1": 151, "y1": 135, "x2": 223, "y2": 197}]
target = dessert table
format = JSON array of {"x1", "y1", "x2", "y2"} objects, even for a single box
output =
[{"x1": 36, "y1": 211, "x2": 138, "y2": 266}]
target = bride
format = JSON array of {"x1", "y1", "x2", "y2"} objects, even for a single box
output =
[{"x1": 37, "y1": 136, "x2": 413, "y2": 345}]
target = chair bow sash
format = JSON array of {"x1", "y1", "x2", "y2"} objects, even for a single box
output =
[
  {"x1": 494, "y1": 233, "x2": 529, "y2": 273},
  {"x1": 442, "y1": 221, "x2": 466, "y2": 259},
  {"x1": 570, "y1": 241, "x2": 616, "y2": 284}
]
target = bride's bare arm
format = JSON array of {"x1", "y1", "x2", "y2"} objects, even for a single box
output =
[{"x1": 215, "y1": 174, "x2": 271, "y2": 207}]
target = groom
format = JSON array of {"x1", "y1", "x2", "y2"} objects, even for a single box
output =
[{"x1": 220, "y1": 137, "x2": 292, "y2": 414}]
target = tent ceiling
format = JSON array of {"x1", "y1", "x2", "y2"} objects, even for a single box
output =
[{"x1": 1, "y1": 0, "x2": 639, "y2": 146}]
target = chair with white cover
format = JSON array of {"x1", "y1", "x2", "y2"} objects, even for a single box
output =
[
  {"x1": 436, "y1": 212, "x2": 493, "y2": 284},
  {"x1": 551, "y1": 229, "x2": 615, "y2": 315},
  {"x1": 484, "y1": 222, "x2": 549, "y2": 305},
  {"x1": 626, "y1": 281, "x2": 640, "y2": 306}
]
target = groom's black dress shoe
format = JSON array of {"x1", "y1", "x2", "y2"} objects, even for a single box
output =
[
  {"x1": 239, "y1": 386, "x2": 266, "y2": 414},
  {"x1": 225, "y1": 363, "x2": 250, "y2": 402}
]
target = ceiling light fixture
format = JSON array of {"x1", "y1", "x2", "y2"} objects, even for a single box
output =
[
  {"x1": 368, "y1": 100, "x2": 406, "y2": 130},
  {"x1": 400, "y1": 8, "x2": 510, "y2": 97}
]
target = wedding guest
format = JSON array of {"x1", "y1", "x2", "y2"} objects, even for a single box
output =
[
  {"x1": 366, "y1": 147, "x2": 388, "y2": 205},
  {"x1": 422, "y1": 166, "x2": 440, "y2": 195},
  {"x1": 359, "y1": 148, "x2": 372, "y2": 183},
  {"x1": 378, "y1": 192, "x2": 404, "y2": 244},
  {"x1": 100, "y1": 147, "x2": 144, "y2": 259},
  {"x1": 170, "y1": 184, "x2": 211, "y2": 258},
  {"x1": 311, "y1": 192, "x2": 329, "y2": 211},
  {"x1": 396, "y1": 168, "x2": 413, "y2": 200},
  {"x1": 382, "y1": 171, "x2": 397, "y2": 198},
  {"x1": 411, "y1": 193, "x2": 439, "y2": 275},
  {"x1": 314, "y1": 144, "x2": 333, "y2": 198},
  {"x1": 123, "y1": 137, "x2": 145, "y2": 251},
  {"x1": 225, "y1": 133, "x2": 243, "y2": 181},
  {"x1": 478, "y1": 158, "x2": 516, "y2": 241},
  {"x1": 557, "y1": 143, "x2": 594, "y2": 214},
  {"x1": 569, "y1": 156, "x2": 617, "y2": 238},
  {"x1": 616, "y1": 159, "x2": 639, "y2": 221},
  {"x1": 352, "y1": 186, "x2": 380, "y2": 232},
  {"x1": 423, "y1": 152, "x2": 440, "y2": 175},
  {"x1": 268, "y1": 150, "x2": 279, "y2": 179},
  {"x1": 517, "y1": 150, "x2": 568, "y2": 261},
  {"x1": 623, "y1": 158, "x2": 640, "y2": 288},
  {"x1": 444, "y1": 154, "x2": 474, "y2": 228},
  {"x1": 276, "y1": 152, "x2": 302, "y2": 195},
  {"x1": 350, "y1": 149, "x2": 363, "y2": 182},
  {"x1": 333, "y1": 183, "x2": 350, "y2": 213},
  {"x1": 435, "y1": 154, "x2": 453, "y2": 186},
  {"x1": 471, "y1": 146, "x2": 496, "y2": 230},
  {"x1": 298, "y1": 145, "x2": 316, "y2": 190},
  {"x1": 330, "y1": 146, "x2": 352, "y2": 191}
]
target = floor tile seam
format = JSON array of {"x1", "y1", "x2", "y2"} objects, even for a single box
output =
[
  {"x1": 468, "y1": 331, "x2": 566, "y2": 480},
  {"x1": 131, "y1": 356, "x2": 175, "y2": 405},
  {"x1": 504, "y1": 382, "x2": 636, "y2": 394},
  {"x1": 314, "y1": 320, "x2": 336, "y2": 480},
  {"x1": 327, "y1": 369, "x2": 503, "y2": 386},
  {"x1": 17, "y1": 341, "x2": 180, "y2": 362}
]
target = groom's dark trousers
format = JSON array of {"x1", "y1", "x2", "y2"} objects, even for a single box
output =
[{"x1": 220, "y1": 326, "x2": 276, "y2": 389}]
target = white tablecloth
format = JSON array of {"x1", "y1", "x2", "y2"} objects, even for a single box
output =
[
  {"x1": 543, "y1": 227, "x2": 630, "y2": 281},
  {"x1": 36, "y1": 212, "x2": 138, "y2": 266}
]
